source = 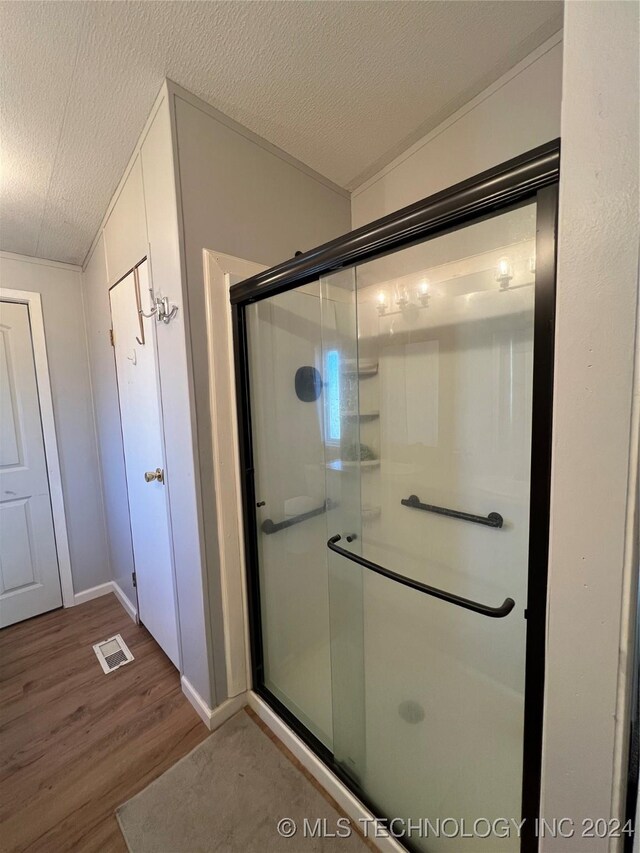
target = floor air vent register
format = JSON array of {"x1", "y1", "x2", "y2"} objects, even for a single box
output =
[{"x1": 93, "y1": 634, "x2": 134, "y2": 673}]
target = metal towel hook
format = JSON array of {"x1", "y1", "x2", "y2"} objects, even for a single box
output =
[{"x1": 139, "y1": 296, "x2": 179, "y2": 324}]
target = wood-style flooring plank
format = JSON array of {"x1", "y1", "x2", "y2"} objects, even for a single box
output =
[{"x1": 0, "y1": 594, "x2": 209, "y2": 852}]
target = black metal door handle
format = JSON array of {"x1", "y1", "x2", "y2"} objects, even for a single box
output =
[
  {"x1": 261, "y1": 500, "x2": 333, "y2": 534},
  {"x1": 327, "y1": 534, "x2": 515, "y2": 618}
]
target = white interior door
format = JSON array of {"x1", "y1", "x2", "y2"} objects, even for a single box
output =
[
  {"x1": 0, "y1": 300, "x2": 62, "y2": 627},
  {"x1": 110, "y1": 262, "x2": 180, "y2": 667}
]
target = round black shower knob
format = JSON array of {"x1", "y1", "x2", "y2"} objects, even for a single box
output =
[{"x1": 294, "y1": 366, "x2": 323, "y2": 402}]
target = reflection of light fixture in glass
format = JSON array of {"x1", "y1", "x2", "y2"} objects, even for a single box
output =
[
  {"x1": 376, "y1": 291, "x2": 387, "y2": 316},
  {"x1": 418, "y1": 280, "x2": 430, "y2": 307},
  {"x1": 395, "y1": 284, "x2": 409, "y2": 310},
  {"x1": 496, "y1": 257, "x2": 513, "y2": 290}
]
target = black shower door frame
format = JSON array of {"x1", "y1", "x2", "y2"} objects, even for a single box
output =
[{"x1": 230, "y1": 139, "x2": 560, "y2": 853}]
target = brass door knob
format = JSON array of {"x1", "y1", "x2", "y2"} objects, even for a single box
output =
[{"x1": 144, "y1": 468, "x2": 165, "y2": 484}]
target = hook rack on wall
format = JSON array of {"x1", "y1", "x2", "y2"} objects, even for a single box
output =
[{"x1": 139, "y1": 295, "x2": 179, "y2": 325}]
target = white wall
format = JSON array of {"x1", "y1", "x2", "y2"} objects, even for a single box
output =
[
  {"x1": 83, "y1": 235, "x2": 136, "y2": 603},
  {"x1": 351, "y1": 33, "x2": 562, "y2": 227},
  {"x1": 170, "y1": 83, "x2": 352, "y2": 704},
  {"x1": 0, "y1": 252, "x2": 110, "y2": 594},
  {"x1": 541, "y1": 2, "x2": 639, "y2": 846}
]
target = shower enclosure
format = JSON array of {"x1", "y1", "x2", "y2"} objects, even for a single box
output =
[{"x1": 231, "y1": 141, "x2": 559, "y2": 852}]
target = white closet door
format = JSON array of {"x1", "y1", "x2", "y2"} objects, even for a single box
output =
[
  {"x1": 0, "y1": 301, "x2": 62, "y2": 627},
  {"x1": 110, "y1": 264, "x2": 180, "y2": 667}
]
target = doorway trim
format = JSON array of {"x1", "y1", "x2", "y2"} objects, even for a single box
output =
[
  {"x1": 0, "y1": 288, "x2": 74, "y2": 607},
  {"x1": 203, "y1": 250, "x2": 266, "y2": 700}
]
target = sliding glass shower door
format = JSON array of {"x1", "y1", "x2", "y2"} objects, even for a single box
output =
[
  {"x1": 321, "y1": 203, "x2": 537, "y2": 851},
  {"x1": 246, "y1": 283, "x2": 334, "y2": 748},
  {"x1": 234, "y1": 142, "x2": 558, "y2": 853}
]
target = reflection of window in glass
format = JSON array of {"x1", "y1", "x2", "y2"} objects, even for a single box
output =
[{"x1": 325, "y1": 349, "x2": 341, "y2": 444}]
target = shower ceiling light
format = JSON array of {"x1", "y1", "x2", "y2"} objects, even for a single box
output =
[
  {"x1": 496, "y1": 257, "x2": 513, "y2": 289},
  {"x1": 395, "y1": 284, "x2": 409, "y2": 310}
]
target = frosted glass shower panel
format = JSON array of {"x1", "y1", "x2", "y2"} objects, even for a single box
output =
[{"x1": 246, "y1": 284, "x2": 333, "y2": 747}]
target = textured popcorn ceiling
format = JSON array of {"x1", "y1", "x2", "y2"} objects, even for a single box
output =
[{"x1": 0, "y1": 1, "x2": 562, "y2": 265}]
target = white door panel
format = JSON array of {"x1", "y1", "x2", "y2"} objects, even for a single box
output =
[
  {"x1": 0, "y1": 301, "x2": 62, "y2": 626},
  {"x1": 110, "y1": 264, "x2": 180, "y2": 667}
]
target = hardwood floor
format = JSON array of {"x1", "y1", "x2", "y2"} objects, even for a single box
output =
[{"x1": 0, "y1": 594, "x2": 209, "y2": 852}]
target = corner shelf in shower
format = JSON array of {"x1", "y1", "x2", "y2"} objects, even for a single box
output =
[
  {"x1": 340, "y1": 359, "x2": 378, "y2": 377},
  {"x1": 340, "y1": 410, "x2": 379, "y2": 422},
  {"x1": 326, "y1": 459, "x2": 380, "y2": 471}
]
